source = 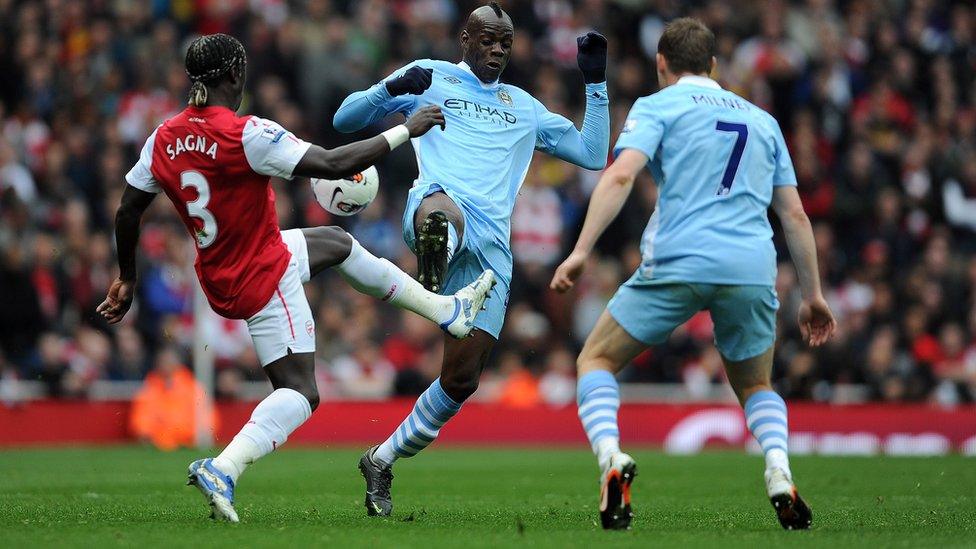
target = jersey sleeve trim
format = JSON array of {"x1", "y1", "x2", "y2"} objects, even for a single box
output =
[
  {"x1": 124, "y1": 128, "x2": 162, "y2": 193},
  {"x1": 241, "y1": 116, "x2": 312, "y2": 179},
  {"x1": 613, "y1": 98, "x2": 663, "y2": 160}
]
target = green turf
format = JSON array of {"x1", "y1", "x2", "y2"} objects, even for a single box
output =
[{"x1": 0, "y1": 447, "x2": 973, "y2": 548}]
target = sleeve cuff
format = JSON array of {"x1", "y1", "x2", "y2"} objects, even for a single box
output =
[
  {"x1": 367, "y1": 83, "x2": 394, "y2": 106},
  {"x1": 124, "y1": 172, "x2": 161, "y2": 194},
  {"x1": 281, "y1": 141, "x2": 313, "y2": 180},
  {"x1": 613, "y1": 144, "x2": 654, "y2": 161},
  {"x1": 584, "y1": 82, "x2": 609, "y2": 103}
]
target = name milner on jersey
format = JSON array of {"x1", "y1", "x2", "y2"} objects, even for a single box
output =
[
  {"x1": 166, "y1": 134, "x2": 218, "y2": 160},
  {"x1": 691, "y1": 94, "x2": 749, "y2": 110}
]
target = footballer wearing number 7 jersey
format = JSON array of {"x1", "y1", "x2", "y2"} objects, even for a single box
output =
[
  {"x1": 97, "y1": 33, "x2": 494, "y2": 523},
  {"x1": 550, "y1": 18, "x2": 837, "y2": 531}
]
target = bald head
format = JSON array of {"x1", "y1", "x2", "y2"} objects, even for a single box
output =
[{"x1": 460, "y1": 2, "x2": 514, "y2": 83}]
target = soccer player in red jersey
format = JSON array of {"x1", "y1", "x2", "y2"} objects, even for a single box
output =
[{"x1": 97, "y1": 34, "x2": 494, "y2": 522}]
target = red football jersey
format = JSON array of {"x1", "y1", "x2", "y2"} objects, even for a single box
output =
[{"x1": 125, "y1": 106, "x2": 311, "y2": 319}]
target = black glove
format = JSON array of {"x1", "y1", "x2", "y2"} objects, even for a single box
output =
[
  {"x1": 385, "y1": 66, "x2": 434, "y2": 96},
  {"x1": 576, "y1": 32, "x2": 608, "y2": 84}
]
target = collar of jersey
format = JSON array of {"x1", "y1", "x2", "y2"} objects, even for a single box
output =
[
  {"x1": 456, "y1": 61, "x2": 500, "y2": 90},
  {"x1": 675, "y1": 75, "x2": 721, "y2": 90},
  {"x1": 186, "y1": 105, "x2": 236, "y2": 115}
]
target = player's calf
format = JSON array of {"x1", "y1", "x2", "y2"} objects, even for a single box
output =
[{"x1": 741, "y1": 388, "x2": 811, "y2": 530}]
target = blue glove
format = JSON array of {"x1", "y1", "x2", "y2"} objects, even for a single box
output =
[
  {"x1": 385, "y1": 66, "x2": 434, "y2": 96},
  {"x1": 577, "y1": 32, "x2": 608, "y2": 84}
]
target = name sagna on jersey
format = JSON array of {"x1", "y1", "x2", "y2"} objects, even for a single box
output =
[{"x1": 166, "y1": 134, "x2": 218, "y2": 160}]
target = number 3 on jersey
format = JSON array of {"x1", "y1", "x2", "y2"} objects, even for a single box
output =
[
  {"x1": 180, "y1": 171, "x2": 218, "y2": 248},
  {"x1": 715, "y1": 121, "x2": 748, "y2": 196}
]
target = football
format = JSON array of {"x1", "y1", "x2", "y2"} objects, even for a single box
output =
[{"x1": 310, "y1": 166, "x2": 379, "y2": 216}]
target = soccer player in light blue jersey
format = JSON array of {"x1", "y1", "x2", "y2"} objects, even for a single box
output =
[
  {"x1": 550, "y1": 18, "x2": 836, "y2": 531},
  {"x1": 333, "y1": 2, "x2": 610, "y2": 516}
]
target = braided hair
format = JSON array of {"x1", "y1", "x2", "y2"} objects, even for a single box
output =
[{"x1": 184, "y1": 34, "x2": 247, "y2": 107}]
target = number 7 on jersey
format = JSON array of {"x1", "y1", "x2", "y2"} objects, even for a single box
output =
[{"x1": 715, "y1": 121, "x2": 748, "y2": 196}]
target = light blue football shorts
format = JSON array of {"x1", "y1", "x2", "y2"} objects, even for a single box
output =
[
  {"x1": 607, "y1": 273, "x2": 778, "y2": 362},
  {"x1": 402, "y1": 185, "x2": 512, "y2": 339}
]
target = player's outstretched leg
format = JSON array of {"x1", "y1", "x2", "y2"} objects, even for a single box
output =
[
  {"x1": 726, "y1": 348, "x2": 812, "y2": 530},
  {"x1": 188, "y1": 353, "x2": 318, "y2": 522},
  {"x1": 575, "y1": 311, "x2": 648, "y2": 530},
  {"x1": 361, "y1": 330, "x2": 495, "y2": 516},
  {"x1": 303, "y1": 227, "x2": 491, "y2": 338},
  {"x1": 413, "y1": 192, "x2": 465, "y2": 293}
]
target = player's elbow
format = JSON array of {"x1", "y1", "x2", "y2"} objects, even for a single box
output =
[
  {"x1": 316, "y1": 162, "x2": 347, "y2": 180},
  {"x1": 603, "y1": 167, "x2": 635, "y2": 189},
  {"x1": 781, "y1": 205, "x2": 811, "y2": 230},
  {"x1": 331, "y1": 99, "x2": 370, "y2": 133},
  {"x1": 331, "y1": 111, "x2": 359, "y2": 133},
  {"x1": 299, "y1": 149, "x2": 347, "y2": 180},
  {"x1": 115, "y1": 203, "x2": 143, "y2": 227}
]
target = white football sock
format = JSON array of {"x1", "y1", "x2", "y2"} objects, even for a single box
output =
[
  {"x1": 212, "y1": 388, "x2": 312, "y2": 482},
  {"x1": 595, "y1": 438, "x2": 621, "y2": 472},
  {"x1": 335, "y1": 238, "x2": 455, "y2": 323},
  {"x1": 765, "y1": 448, "x2": 791, "y2": 478}
]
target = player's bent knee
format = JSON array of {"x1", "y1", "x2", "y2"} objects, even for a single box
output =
[
  {"x1": 293, "y1": 384, "x2": 320, "y2": 411},
  {"x1": 731, "y1": 383, "x2": 773, "y2": 405},
  {"x1": 440, "y1": 373, "x2": 479, "y2": 402},
  {"x1": 577, "y1": 354, "x2": 613, "y2": 376},
  {"x1": 577, "y1": 340, "x2": 617, "y2": 375},
  {"x1": 303, "y1": 225, "x2": 353, "y2": 274},
  {"x1": 268, "y1": 366, "x2": 321, "y2": 411},
  {"x1": 305, "y1": 391, "x2": 321, "y2": 411},
  {"x1": 305, "y1": 225, "x2": 351, "y2": 246}
]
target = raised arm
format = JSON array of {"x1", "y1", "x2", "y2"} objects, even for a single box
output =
[
  {"x1": 296, "y1": 106, "x2": 444, "y2": 179},
  {"x1": 771, "y1": 185, "x2": 836, "y2": 346},
  {"x1": 550, "y1": 148, "x2": 648, "y2": 292},
  {"x1": 98, "y1": 184, "x2": 156, "y2": 324},
  {"x1": 545, "y1": 84, "x2": 610, "y2": 170},
  {"x1": 536, "y1": 33, "x2": 610, "y2": 171},
  {"x1": 333, "y1": 65, "x2": 433, "y2": 133}
]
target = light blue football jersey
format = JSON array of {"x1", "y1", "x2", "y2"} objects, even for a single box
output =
[
  {"x1": 334, "y1": 59, "x2": 609, "y2": 243},
  {"x1": 614, "y1": 75, "x2": 797, "y2": 287}
]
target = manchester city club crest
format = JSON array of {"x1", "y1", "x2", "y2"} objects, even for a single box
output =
[{"x1": 497, "y1": 89, "x2": 513, "y2": 106}]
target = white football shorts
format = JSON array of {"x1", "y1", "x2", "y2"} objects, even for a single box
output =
[{"x1": 245, "y1": 229, "x2": 315, "y2": 366}]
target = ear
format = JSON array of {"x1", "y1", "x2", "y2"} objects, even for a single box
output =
[
  {"x1": 709, "y1": 56, "x2": 717, "y2": 76},
  {"x1": 656, "y1": 53, "x2": 667, "y2": 75},
  {"x1": 460, "y1": 29, "x2": 470, "y2": 51}
]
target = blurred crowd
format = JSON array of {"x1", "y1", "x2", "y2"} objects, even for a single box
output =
[{"x1": 1, "y1": 0, "x2": 975, "y2": 406}]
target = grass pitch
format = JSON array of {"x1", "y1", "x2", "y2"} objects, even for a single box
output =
[{"x1": 1, "y1": 447, "x2": 973, "y2": 548}]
